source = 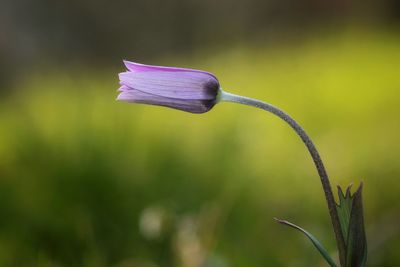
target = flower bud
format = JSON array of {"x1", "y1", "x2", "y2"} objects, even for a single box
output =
[{"x1": 117, "y1": 61, "x2": 220, "y2": 113}]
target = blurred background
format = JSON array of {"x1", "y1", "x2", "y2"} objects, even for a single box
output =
[{"x1": 1, "y1": 0, "x2": 400, "y2": 266}]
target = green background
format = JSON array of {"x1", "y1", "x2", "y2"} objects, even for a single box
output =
[{"x1": 1, "y1": 2, "x2": 400, "y2": 266}]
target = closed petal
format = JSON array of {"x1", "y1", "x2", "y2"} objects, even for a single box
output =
[
  {"x1": 118, "y1": 85, "x2": 130, "y2": 92},
  {"x1": 123, "y1": 60, "x2": 218, "y2": 80},
  {"x1": 119, "y1": 71, "x2": 219, "y2": 100},
  {"x1": 117, "y1": 88, "x2": 215, "y2": 113}
]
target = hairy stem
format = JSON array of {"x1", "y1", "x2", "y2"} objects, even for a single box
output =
[{"x1": 220, "y1": 90, "x2": 346, "y2": 266}]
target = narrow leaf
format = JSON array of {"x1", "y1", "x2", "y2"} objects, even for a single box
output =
[
  {"x1": 275, "y1": 218, "x2": 337, "y2": 267},
  {"x1": 346, "y1": 183, "x2": 367, "y2": 267},
  {"x1": 336, "y1": 184, "x2": 354, "y2": 243}
]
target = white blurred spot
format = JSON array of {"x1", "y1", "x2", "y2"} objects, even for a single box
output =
[{"x1": 139, "y1": 206, "x2": 166, "y2": 240}]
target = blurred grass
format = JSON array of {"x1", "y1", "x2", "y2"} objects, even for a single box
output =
[{"x1": 0, "y1": 29, "x2": 400, "y2": 267}]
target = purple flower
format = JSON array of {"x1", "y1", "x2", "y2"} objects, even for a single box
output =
[{"x1": 117, "y1": 61, "x2": 221, "y2": 113}]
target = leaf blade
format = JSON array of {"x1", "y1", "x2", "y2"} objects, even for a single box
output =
[
  {"x1": 345, "y1": 183, "x2": 367, "y2": 267},
  {"x1": 275, "y1": 218, "x2": 337, "y2": 267},
  {"x1": 336, "y1": 184, "x2": 353, "y2": 243}
]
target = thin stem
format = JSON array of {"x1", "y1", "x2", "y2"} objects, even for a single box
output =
[{"x1": 219, "y1": 90, "x2": 346, "y2": 266}]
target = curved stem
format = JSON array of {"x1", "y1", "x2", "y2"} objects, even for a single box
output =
[{"x1": 220, "y1": 90, "x2": 346, "y2": 265}]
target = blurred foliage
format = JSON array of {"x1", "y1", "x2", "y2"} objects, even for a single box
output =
[
  {"x1": 1, "y1": 0, "x2": 400, "y2": 88},
  {"x1": 3, "y1": 0, "x2": 400, "y2": 63},
  {"x1": 0, "y1": 29, "x2": 400, "y2": 267}
]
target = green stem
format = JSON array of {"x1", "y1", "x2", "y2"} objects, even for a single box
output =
[{"x1": 219, "y1": 89, "x2": 346, "y2": 266}]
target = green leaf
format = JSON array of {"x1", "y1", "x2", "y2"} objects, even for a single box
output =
[
  {"x1": 336, "y1": 184, "x2": 354, "y2": 245},
  {"x1": 275, "y1": 218, "x2": 337, "y2": 267},
  {"x1": 345, "y1": 183, "x2": 367, "y2": 267},
  {"x1": 336, "y1": 183, "x2": 368, "y2": 267}
]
